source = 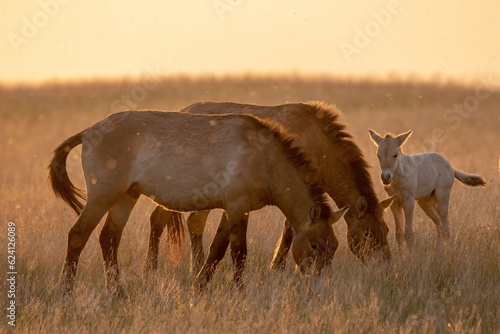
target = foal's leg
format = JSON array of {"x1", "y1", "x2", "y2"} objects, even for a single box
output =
[
  {"x1": 99, "y1": 193, "x2": 138, "y2": 295},
  {"x1": 389, "y1": 200, "x2": 405, "y2": 251},
  {"x1": 270, "y1": 219, "x2": 294, "y2": 270},
  {"x1": 417, "y1": 197, "x2": 443, "y2": 240},
  {"x1": 402, "y1": 198, "x2": 416, "y2": 249},
  {"x1": 193, "y1": 212, "x2": 231, "y2": 292},
  {"x1": 145, "y1": 206, "x2": 171, "y2": 272},
  {"x1": 230, "y1": 213, "x2": 249, "y2": 287},
  {"x1": 434, "y1": 188, "x2": 452, "y2": 240},
  {"x1": 61, "y1": 198, "x2": 114, "y2": 295},
  {"x1": 187, "y1": 210, "x2": 210, "y2": 274}
]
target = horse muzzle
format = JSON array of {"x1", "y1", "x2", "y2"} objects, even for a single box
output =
[{"x1": 381, "y1": 173, "x2": 392, "y2": 185}]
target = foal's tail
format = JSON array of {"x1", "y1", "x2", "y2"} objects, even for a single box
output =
[
  {"x1": 453, "y1": 169, "x2": 487, "y2": 187},
  {"x1": 47, "y1": 133, "x2": 86, "y2": 215}
]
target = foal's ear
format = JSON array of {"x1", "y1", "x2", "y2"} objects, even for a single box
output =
[
  {"x1": 308, "y1": 202, "x2": 322, "y2": 222},
  {"x1": 356, "y1": 196, "x2": 368, "y2": 219},
  {"x1": 330, "y1": 206, "x2": 350, "y2": 225},
  {"x1": 380, "y1": 195, "x2": 397, "y2": 210},
  {"x1": 396, "y1": 130, "x2": 412, "y2": 147},
  {"x1": 368, "y1": 129, "x2": 384, "y2": 146}
]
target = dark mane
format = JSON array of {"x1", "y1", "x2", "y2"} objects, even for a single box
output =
[
  {"x1": 247, "y1": 115, "x2": 331, "y2": 215},
  {"x1": 304, "y1": 102, "x2": 383, "y2": 218}
]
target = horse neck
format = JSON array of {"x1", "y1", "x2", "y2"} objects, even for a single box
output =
[
  {"x1": 319, "y1": 150, "x2": 380, "y2": 220},
  {"x1": 319, "y1": 158, "x2": 361, "y2": 212},
  {"x1": 394, "y1": 152, "x2": 412, "y2": 178},
  {"x1": 268, "y1": 164, "x2": 315, "y2": 233}
]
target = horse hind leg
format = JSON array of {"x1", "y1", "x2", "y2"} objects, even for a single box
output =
[
  {"x1": 99, "y1": 192, "x2": 138, "y2": 296},
  {"x1": 145, "y1": 206, "x2": 171, "y2": 272},
  {"x1": 434, "y1": 188, "x2": 452, "y2": 240},
  {"x1": 60, "y1": 197, "x2": 116, "y2": 295},
  {"x1": 187, "y1": 210, "x2": 210, "y2": 274},
  {"x1": 417, "y1": 197, "x2": 446, "y2": 242}
]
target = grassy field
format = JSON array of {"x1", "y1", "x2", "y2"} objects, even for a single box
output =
[{"x1": 1, "y1": 75, "x2": 499, "y2": 333}]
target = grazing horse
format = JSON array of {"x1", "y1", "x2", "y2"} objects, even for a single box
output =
[
  {"x1": 369, "y1": 129, "x2": 486, "y2": 249},
  {"x1": 146, "y1": 102, "x2": 395, "y2": 274},
  {"x1": 48, "y1": 110, "x2": 348, "y2": 295}
]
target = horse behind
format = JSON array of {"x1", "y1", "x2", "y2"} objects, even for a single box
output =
[
  {"x1": 147, "y1": 102, "x2": 395, "y2": 275},
  {"x1": 48, "y1": 110, "x2": 347, "y2": 295},
  {"x1": 369, "y1": 129, "x2": 486, "y2": 249}
]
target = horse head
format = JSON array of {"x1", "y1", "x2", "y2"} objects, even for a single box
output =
[
  {"x1": 292, "y1": 204, "x2": 349, "y2": 275},
  {"x1": 345, "y1": 196, "x2": 396, "y2": 263}
]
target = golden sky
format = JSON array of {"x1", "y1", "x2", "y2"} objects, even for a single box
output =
[{"x1": 2, "y1": 0, "x2": 499, "y2": 84}]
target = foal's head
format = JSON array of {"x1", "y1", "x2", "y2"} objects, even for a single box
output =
[
  {"x1": 369, "y1": 129, "x2": 412, "y2": 185},
  {"x1": 292, "y1": 203, "x2": 349, "y2": 275}
]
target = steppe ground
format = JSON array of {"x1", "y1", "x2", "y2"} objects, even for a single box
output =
[{"x1": 1, "y1": 76, "x2": 499, "y2": 333}]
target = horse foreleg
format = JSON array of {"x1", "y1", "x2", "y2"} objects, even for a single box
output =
[
  {"x1": 145, "y1": 206, "x2": 170, "y2": 272},
  {"x1": 61, "y1": 200, "x2": 111, "y2": 295},
  {"x1": 270, "y1": 219, "x2": 294, "y2": 271},
  {"x1": 389, "y1": 200, "x2": 405, "y2": 251},
  {"x1": 99, "y1": 193, "x2": 137, "y2": 296},
  {"x1": 230, "y1": 213, "x2": 249, "y2": 288},
  {"x1": 402, "y1": 199, "x2": 415, "y2": 249},
  {"x1": 193, "y1": 212, "x2": 230, "y2": 292},
  {"x1": 187, "y1": 210, "x2": 210, "y2": 274}
]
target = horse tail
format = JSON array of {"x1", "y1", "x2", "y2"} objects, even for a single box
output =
[
  {"x1": 453, "y1": 169, "x2": 486, "y2": 187},
  {"x1": 166, "y1": 211, "x2": 185, "y2": 252},
  {"x1": 47, "y1": 132, "x2": 86, "y2": 215}
]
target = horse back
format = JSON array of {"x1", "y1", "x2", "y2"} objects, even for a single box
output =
[
  {"x1": 81, "y1": 110, "x2": 279, "y2": 211},
  {"x1": 182, "y1": 102, "x2": 337, "y2": 166},
  {"x1": 403, "y1": 153, "x2": 454, "y2": 196}
]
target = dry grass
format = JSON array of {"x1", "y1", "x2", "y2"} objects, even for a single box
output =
[{"x1": 1, "y1": 75, "x2": 499, "y2": 333}]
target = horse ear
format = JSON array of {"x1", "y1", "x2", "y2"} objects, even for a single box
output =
[
  {"x1": 330, "y1": 206, "x2": 350, "y2": 225},
  {"x1": 368, "y1": 129, "x2": 383, "y2": 146},
  {"x1": 356, "y1": 197, "x2": 368, "y2": 219},
  {"x1": 380, "y1": 195, "x2": 397, "y2": 210},
  {"x1": 396, "y1": 130, "x2": 412, "y2": 147},
  {"x1": 308, "y1": 202, "x2": 322, "y2": 222}
]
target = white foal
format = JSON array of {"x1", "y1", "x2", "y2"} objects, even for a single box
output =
[{"x1": 369, "y1": 130, "x2": 486, "y2": 249}]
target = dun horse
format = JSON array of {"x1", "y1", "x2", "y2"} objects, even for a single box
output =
[
  {"x1": 147, "y1": 102, "x2": 395, "y2": 274},
  {"x1": 48, "y1": 110, "x2": 348, "y2": 295},
  {"x1": 369, "y1": 129, "x2": 486, "y2": 249}
]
